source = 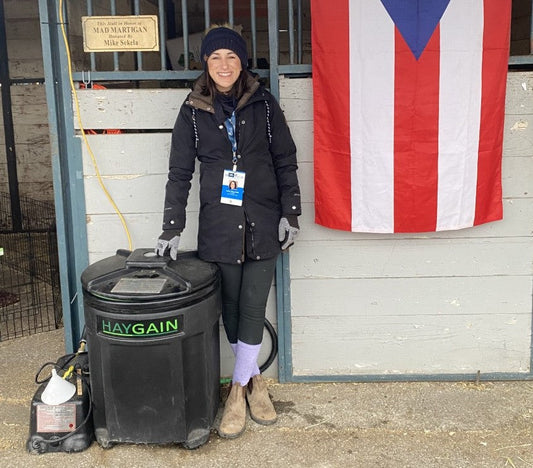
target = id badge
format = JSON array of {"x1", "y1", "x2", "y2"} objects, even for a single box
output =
[{"x1": 221, "y1": 170, "x2": 245, "y2": 206}]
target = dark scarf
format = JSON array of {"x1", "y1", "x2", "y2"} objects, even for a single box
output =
[{"x1": 216, "y1": 92, "x2": 237, "y2": 118}]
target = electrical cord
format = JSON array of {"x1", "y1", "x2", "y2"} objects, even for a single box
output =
[
  {"x1": 57, "y1": 0, "x2": 132, "y2": 250},
  {"x1": 259, "y1": 317, "x2": 278, "y2": 373},
  {"x1": 35, "y1": 334, "x2": 87, "y2": 385}
]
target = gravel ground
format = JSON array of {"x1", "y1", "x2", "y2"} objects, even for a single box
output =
[{"x1": 1, "y1": 329, "x2": 532, "y2": 467}]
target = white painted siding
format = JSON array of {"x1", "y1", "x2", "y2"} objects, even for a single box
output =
[
  {"x1": 77, "y1": 72, "x2": 533, "y2": 380},
  {"x1": 281, "y1": 74, "x2": 533, "y2": 378}
]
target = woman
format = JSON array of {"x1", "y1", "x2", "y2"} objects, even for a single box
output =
[{"x1": 156, "y1": 26, "x2": 301, "y2": 439}]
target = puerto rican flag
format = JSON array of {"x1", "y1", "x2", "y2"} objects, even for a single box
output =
[{"x1": 312, "y1": 0, "x2": 511, "y2": 233}]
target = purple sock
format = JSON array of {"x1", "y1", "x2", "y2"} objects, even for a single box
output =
[
  {"x1": 230, "y1": 341, "x2": 260, "y2": 377},
  {"x1": 232, "y1": 340, "x2": 261, "y2": 386}
]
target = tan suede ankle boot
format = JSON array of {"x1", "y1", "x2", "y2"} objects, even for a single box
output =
[
  {"x1": 246, "y1": 374, "x2": 277, "y2": 425},
  {"x1": 218, "y1": 383, "x2": 246, "y2": 438}
]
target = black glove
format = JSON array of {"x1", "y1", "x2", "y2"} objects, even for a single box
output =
[
  {"x1": 278, "y1": 215, "x2": 300, "y2": 250},
  {"x1": 155, "y1": 230, "x2": 181, "y2": 260}
]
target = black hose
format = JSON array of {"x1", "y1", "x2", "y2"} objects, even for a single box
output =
[
  {"x1": 259, "y1": 318, "x2": 278, "y2": 373},
  {"x1": 34, "y1": 353, "x2": 78, "y2": 385}
]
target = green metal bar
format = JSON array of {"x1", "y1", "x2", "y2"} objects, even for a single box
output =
[
  {"x1": 288, "y1": 0, "x2": 295, "y2": 64},
  {"x1": 297, "y1": 0, "x2": 302, "y2": 63},
  {"x1": 67, "y1": 66, "x2": 304, "y2": 83},
  {"x1": 204, "y1": 0, "x2": 210, "y2": 29},
  {"x1": 278, "y1": 64, "x2": 311, "y2": 74},
  {"x1": 275, "y1": 251, "x2": 293, "y2": 382},
  {"x1": 0, "y1": 0, "x2": 22, "y2": 232},
  {"x1": 110, "y1": 0, "x2": 119, "y2": 70},
  {"x1": 508, "y1": 55, "x2": 533, "y2": 65},
  {"x1": 71, "y1": 68, "x2": 271, "y2": 81},
  {"x1": 531, "y1": 292, "x2": 533, "y2": 374},
  {"x1": 73, "y1": 70, "x2": 202, "y2": 80},
  {"x1": 267, "y1": 0, "x2": 279, "y2": 98},
  {"x1": 133, "y1": 0, "x2": 143, "y2": 70},
  {"x1": 267, "y1": 0, "x2": 294, "y2": 383},
  {"x1": 250, "y1": 0, "x2": 257, "y2": 68},
  {"x1": 289, "y1": 372, "x2": 533, "y2": 383},
  {"x1": 39, "y1": 0, "x2": 89, "y2": 353},
  {"x1": 87, "y1": 0, "x2": 96, "y2": 71},
  {"x1": 228, "y1": 0, "x2": 234, "y2": 26},
  {"x1": 531, "y1": 0, "x2": 533, "y2": 54},
  {"x1": 158, "y1": 0, "x2": 166, "y2": 70},
  {"x1": 181, "y1": 0, "x2": 189, "y2": 69}
]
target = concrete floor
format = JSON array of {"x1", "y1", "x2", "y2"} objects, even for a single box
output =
[{"x1": 1, "y1": 329, "x2": 532, "y2": 467}]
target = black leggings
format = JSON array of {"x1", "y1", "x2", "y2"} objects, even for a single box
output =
[{"x1": 217, "y1": 256, "x2": 278, "y2": 346}]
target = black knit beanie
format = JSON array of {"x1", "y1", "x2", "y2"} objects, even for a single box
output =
[{"x1": 200, "y1": 27, "x2": 248, "y2": 68}]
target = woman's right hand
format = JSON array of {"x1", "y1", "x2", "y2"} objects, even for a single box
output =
[{"x1": 155, "y1": 230, "x2": 181, "y2": 260}]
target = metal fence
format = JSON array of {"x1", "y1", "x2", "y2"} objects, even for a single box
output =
[
  {"x1": 0, "y1": 193, "x2": 61, "y2": 341},
  {"x1": 65, "y1": 0, "x2": 312, "y2": 85}
]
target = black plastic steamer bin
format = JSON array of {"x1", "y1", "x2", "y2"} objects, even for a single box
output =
[{"x1": 81, "y1": 248, "x2": 221, "y2": 449}]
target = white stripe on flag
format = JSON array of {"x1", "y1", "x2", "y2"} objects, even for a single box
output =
[
  {"x1": 350, "y1": 0, "x2": 395, "y2": 233},
  {"x1": 437, "y1": 0, "x2": 484, "y2": 230}
]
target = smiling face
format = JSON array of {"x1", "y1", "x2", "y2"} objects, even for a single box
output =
[{"x1": 206, "y1": 48, "x2": 242, "y2": 93}]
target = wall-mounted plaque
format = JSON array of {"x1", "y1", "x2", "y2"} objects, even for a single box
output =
[{"x1": 82, "y1": 15, "x2": 159, "y2": 52}]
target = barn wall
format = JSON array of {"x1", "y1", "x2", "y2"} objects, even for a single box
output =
[
  {"x1": 1, "y1": 0, "x2": 52, "y2": 200},
  {"x1": 76, "y1": 71, "x2": 533, "y2": 379}
]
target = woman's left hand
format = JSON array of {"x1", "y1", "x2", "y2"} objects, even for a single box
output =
[{"x1": 278, "y1": 216, "x2": 299, "y2": 250}]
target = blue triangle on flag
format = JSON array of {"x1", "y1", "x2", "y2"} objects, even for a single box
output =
[{"x1": 380, "y1": 0, "x2": 451, "y2": 59}]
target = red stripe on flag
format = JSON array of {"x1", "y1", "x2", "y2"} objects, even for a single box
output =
[
  {"x1": 312, "y1": 0, "x2": 351, "y2": 230},
  {"x1": 474, "y1": 0, "x2": 510, "y2": 225},
  {"x1": 393, "y1": 27, "x2": 440, "y2": 232}
]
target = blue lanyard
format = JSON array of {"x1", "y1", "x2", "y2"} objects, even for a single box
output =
[{"x1": 224, "y1": 111, "x2": 238, "y2": 170}]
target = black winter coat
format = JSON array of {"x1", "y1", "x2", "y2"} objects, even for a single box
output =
[{"x1": 162, "y1": 72, "x2": 301, "y2": 264}]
